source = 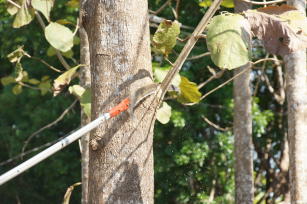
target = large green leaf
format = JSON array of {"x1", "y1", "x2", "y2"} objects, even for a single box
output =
[
  {"x1": 13, "y1": 1, "x2": 35, "y2": 28},
  {"x1": 53, "y1": 65, "x2": 80, "y2": 96},
  {"x1": 206, "y1": 14, "x2": 251, "y2": 69},
  {"x1": 32, "y1": 0, "x2": 54, "y2": 21},
  {"x1": 177, "y1": 76, "x2": 201, "y2": 103},
  {"x1": 156, "y1": 102, "x2": 172, "y2": 124},
  {"x1": 152, "y1": 20, "x2": 180, "y2": 56},
  {"x1": 45, "y1": 22, "x2": 74, "y2": 52},
  {"x1": 153, "y1": 63, "x2": 181, "y2": 87}
]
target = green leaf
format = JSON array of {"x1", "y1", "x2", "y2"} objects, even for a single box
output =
[
  {"x1": 156, "y1": 102, "x2": 172, "y2": 124},
  {"x1": 13, "y1": 0, "x2": 35, "y2": 28},
  {"x1": 7, "y1": 46, "x2": 29, "y2": 63},
  {"x1": 177, "y1": 76, "x2": 201, "y2": 103},
  {"x1": 206, "y1": 14, "x2": 251, "y2": 69},
  {"x1": 12, "y1": 84, "x2": 22, "y2": 95},
  {"x1": 14, "y1": 63, "x2": 24, "y2": 82},
  {"x1": 153, "y1": 63, "x2": 181, "y2": 87},
  {"x1": 38, "y1": 78, "x2": 51, "y2": 95},
  {"x1": 152, "y1": 20, "x2": 180, "y2": 56},
  {"x1": 28, "y1": 78, "x2": 40, "y2": 85},
  {"x1": 47, "y1": 46, "x2": 56, "y2": 56},
  {"x1": 1, "y1": 76, "x2": 16, "y2": 85},
  {"x1": 45, "y1": 22, "x2": 74, "y2": 52},
  {"x1": 199, "y1": 0, "x2": 234, "y2": 8},
  {"x1": 80, "y1": 88, "x2": 91, "y2": 118},
  {"x1": 68, "y1": 85, "x2": 85, "y2": 99},
  {"x1": 56, "y1": 19, "x2": 74, "y2": 25},
  {"x1": 32, "y1": 0, "x2": 54, "y2": 21},
  {"x1": 62, "y1": 50, "x2": 74, "y2": 58},
  {"x1": 66, "y1": 0, "x2": 79, "y2": 8},
  {"x1": 53, "y1": 65, "x2": 81, "y2": 96},
  {"x1": 7, "y1": 4, "x2": 18, "y2": 15}
]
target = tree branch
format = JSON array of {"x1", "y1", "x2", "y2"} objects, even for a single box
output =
[
  {"x1": 21, "y1": 100, "x2": 78, "y2": 157},
  {"x1": 240, "y1": 0, "x2": 286, "y2": 5}
]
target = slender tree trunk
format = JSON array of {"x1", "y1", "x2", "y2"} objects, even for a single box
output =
[
  {"x1": 233, "y1": 1, "x2": 253, "y2": 203},
  {"x1": 83, "y1": 1, "x2": 155, "y2": 203},
  {"x1": 285, "y1": 1, "x2": 307, "y2": 202},
  {"x1": 79, "y1": 1, "x2": 91, "y2": 202}
]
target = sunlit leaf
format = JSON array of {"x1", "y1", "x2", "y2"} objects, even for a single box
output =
[
  {"x1": 7, "y1": 3, "x2": 18, "y2": 15},
  {"x1": 53, "y1": 65, "x2": 81, "y2": 96},
  {"x1": 68, "y1": 85, "x2": 85, "y2": 99},
  {"x1": 199, "y1": 0, "x2": 234, "y2": 8},
  {"x1": 7, "y1": 46, "x2": 29, "y2": 63},
  {"x1": 1, "y1": 76, "x2": 16, "y2": 86},
  {"x1": 177, "y1": 76, "x2": 201, "y2": 103},
  {"x1": 32, "y1": 0, "x2": 54, "y2": 21},
  {"x1": 12, "y1": 84, "x2": 22, "y2": 95},
  {"x1": 152, "y1": 20, "x2": 180, "y2": 56},
  {"x1": 14, "y1": 63, "x2": 24, "y2": 82},
  {"x1": 153, "y1": 63, "x2": 181, "y2": 87},
  {"x1": 156, "y1": 102, "x2": 172, "y2": 124},
  {"x1": 207, "y1": 14, "x2": 251, "y2": 69},
  {"x1": 13, "y1": 0, "x2": 35, "y2": 28},
  {"x1": 45, "y1": 22, "x2": 74, "y2": 52},
  {"x1": 80, "y1": 88, "x2": 91, "y2": 117}
]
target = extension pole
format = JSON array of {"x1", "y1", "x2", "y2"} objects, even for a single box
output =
[{"x1": 0, "y1": 98, "x2": 129, "y2": 186}]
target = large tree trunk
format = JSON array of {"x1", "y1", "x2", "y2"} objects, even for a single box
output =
[
  {"x1": 79, "y1": 1, "x2": 91, "y2": 202},
  {"x1": 233, "y1": 1, "x2": 253, "y2": 203},
  {"x1": 285, "y1": 0, "x2": 307, "y2": 202},
  {"x1": 83, "y1": 1, "x2": 155, "y2": 203}
]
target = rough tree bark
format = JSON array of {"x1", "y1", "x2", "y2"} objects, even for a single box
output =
[
  {"x1": 83, "y1": 1, "x2": 155, "y2": 203},
  {"x1": 79, "y1": 0, "x2": 91, "y2": 202},
  {"x1": 285, "y1": 0, "x2": 307, "y2": 202},
  {"x1": 233, "y1": 1, "x2": 254, "y2": 203}
]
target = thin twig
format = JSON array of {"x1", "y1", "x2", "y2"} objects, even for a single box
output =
[
  {"x1": 159, "y1": 0, "x2": 223, "y2": 102},
  {"x1": 150, "y1": 0, "x2": 173, "y2": 15},
  {"x1": 198, "y1": 69, "x2": 224, "y2": 89},
  {"x1": 0, "y1": 134, "x2": 69, "y2": 166},
  {"x1": 149, "y1": 14, "x2": 195, "y2": 31},
  {"x1": 18, "y1": 82, "x2": 40, "y2": 90},
  {"x1": 187, "y1": 52, "x2": 210, "y2": 61},
  {"x1": 202, "y1": 116, "x2": 231, "y2": 131},
  {"x1": 165, "y1": 57, "x2": 174, "y2": 66},
  {"x1": 7, "y1": 0, "x2": 20, "y2": 8},
  {"x1": 185, "y1": 63, "x2": 251, "y2": 106},
  {"x1": 175, "y1": 0, "x2": 180, "y2": 19},
  {"x1": 73, "y1": 18, "x2": 79, "y2": 36},
  {"x1": 21, "y1": 100, "x2": 78, "y2": 156},
  {"x1": 29, "y1": 56, "x2": 62, "y2": 73},
  {"x1": 253, "y1": 58, "x2": 282, "y2": 65},
  {"x1": 240, "y1": 0, "x2": 286, "y2": 5},
  {"x1": 253, "y1": 53, "x2": 269, "y2": 97}
]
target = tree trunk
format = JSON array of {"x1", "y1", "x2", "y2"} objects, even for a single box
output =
[
  {"x1": 233, "y1": 1, "x2": 253, "y2": 203},
  {"x1": 285, "y1": 1, "x2": 307, "y2": 202},
  {"x1": 83, "y1": 1, "x2": 155, "y2": 203},
  {"x1": 79, "y1": 1, "x2": 91, "y2": 202}
]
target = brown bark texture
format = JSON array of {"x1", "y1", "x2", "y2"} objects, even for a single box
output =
[
  {"x1": 285, "y1": 0, "x2": 307, "y2": 203},
  {"x1": 83, "y1": 1, "x2": 155, "y2": 203},
  {"x1": 79, "y1": 1, "x2": 91, "y2": 202},
  {"x1": 233, "y1": 2, "x2": 254, "y2": 203}
]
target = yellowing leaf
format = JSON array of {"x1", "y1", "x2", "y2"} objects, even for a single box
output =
[
  {"x1": 14, "y1": 63, "x2": 24, "y2": 82},
  {"x1": 32, "y1": 0, "x2": 54, "y2": 21},
  {"x1": 1, "y1": 76, "x2": 16, "y2": 86},
  {"x1": 177, "y1": 76, "x2": 201, "y2": 103},
  {"x1": 12, "y1": 84, "x2": 22, "y2": 95},
  {"x1": 7, "y1": 46, "x2": 29, "y2": 63},
  {"x1": 45, "y1": 22, "x2": 74, "y2": 52},
  {"x1": 68, "y1": 85, "x2": 85, "y2": 99},
  {"x1": 7, "y1": 4, "x2": 18, "y2": 15},
  {"x1": 152, "y1": 20, "x2": 180, "y2": 56},
  {"x1": 207, "y1": 14, "x2": 251, "y2": 69},
  {"x1": 56, "y1": 19, "x2": 74, "y2": 25},
  {"x1": 13, "y1": 0, "x2": 34, "y2": 28},
  {"x1": 53, "y1": 65, "x2": 80, "y2": 96},
  {"x1": 80, "y1": 88, "x2": 91, "y2": 117},
  {"x1": 153, "y1": 63, "x2": 181, "y2": 87},
  {"x1": 156, "y1": 102, "x2": 172, "y2": 124}
]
